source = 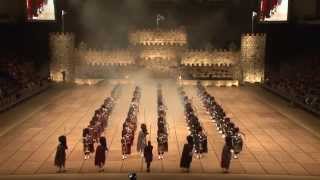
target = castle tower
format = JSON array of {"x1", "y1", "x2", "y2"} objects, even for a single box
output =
[
  {"x1": 128, "y1": 27, "x2": 188, "y2": 77},
  {"x1": 240, "y1": 33, "x2": 267, "y2": 83},
  {"x1": 49, "y1": 32, "x2": 75, "y2": 82}
]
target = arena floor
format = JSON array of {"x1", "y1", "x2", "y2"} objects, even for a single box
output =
[{"x1": 0, "y1": 80, "x2": 320, "y2": 180}]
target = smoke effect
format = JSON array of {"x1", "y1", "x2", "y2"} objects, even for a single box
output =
[
  {"x1": 124, "y1": 70, "x2": 184, "y2": 130},
  {"x1": 189, "y1": 9, "x2": 231, "y2": 49},
  {"x1": 111, "y1": 71, "x2": 185, "y2": 146},
  {"x1": 65, "y1": 0, "x2": 250, "y2": 49},
  {"x1": 187, "y1": 0, "x2": 250, "y2": 49}
]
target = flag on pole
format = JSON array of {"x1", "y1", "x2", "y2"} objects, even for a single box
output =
[
  {"x1": 62, "y1": 10, "x2": 67, "y2": 16},
  {"x1": 156, "y1": 14, "x2": 165, "y2": 27},
  {"x1": 157, "y1": 14, "x2": 165, "y2": 21},
  {"x1": 252, "y1": 11, "x2": 258, "y2": 17}
]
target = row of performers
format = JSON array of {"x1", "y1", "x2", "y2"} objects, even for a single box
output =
[
  {"x1": 196, "y1": 82, "x2": 244, "y2": 173},
  {"x1": 55, "y1": 135, "x2": 108, "y2": 173},
  {"x1": 121, "y1": 86, "x2": 142, "y2": 160},
  {"x1": 55, "y1": 85, "x2": 121, "y2": 172},
  {"x1": 82, "y1": 84, "x2": 121, "y2": 160},
  {"x1": 156, "y1": 84, "x2": 169, "y2": 160},
  {"x1": 178, "y1": 86, "x2": 208, "y2": 159}
]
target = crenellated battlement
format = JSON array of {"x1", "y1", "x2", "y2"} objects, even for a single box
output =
[
  {"x1": 181, "y1": 63, "x2": 234, "y2": 67},
  {"x1": 242, "y1": 33, "x2": 267, "y2": 37},
  {"x1": 132, "y1": 42, "x2": 187, "y2": 47},
  {"x1": 138, "y1": 45, "x2": 184, "y2": 61},
  {"x1": 50, "y1": 32, "x2": 75, "y2": 36},
  {"x1": 86, "y1": 61, "x2": 133, "y2": 66},
  {"x1": 49, "y1": 30, "x2": 267, "y2": 83},
  {"x1": 81, "y1": 48, "x2": 136, "y2": 66},
  {"x1": 131, "y1": 26, "x2": 186, "y2": 31},
  {"x1": 186, "y1": 48, "x2": 230, "y2": 52},
  {"x1": 181, "y1": 49, "x2": 240, "y2": 66},
  {"x1": 129, "y1": 27, "x2": 187, "y2": 46},
  {"x1": 49, "y1": 32, "x2": 75, "y2": 41},
  {"x1": 129, "y1": 26, "x2": 187, "y2": 36}
]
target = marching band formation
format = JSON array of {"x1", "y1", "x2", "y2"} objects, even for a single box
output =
[
  {"x1": 197, "y1": 81, "x2": 244, "y2": 172},
  {"x1": 54, "y1": 84, "x2": 122, "y2": 173},
  {"x1": 178, "y1": 86, "x2": 208, "y2": 172},
  {"x1": 121, "y1": 86, "x2": 141, "y2": 160},
  {"x1": 54, "y1": 83, "x2": 244, "y2": 173},
  {"x1": 82, "y1": 84, "x2": 121, "y2": 161},
  {"x1": 156, "y1": 84, "x2": 169, "y2": 160}
]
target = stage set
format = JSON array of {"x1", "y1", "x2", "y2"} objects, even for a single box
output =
[
  {"x1": 0, "y1": 27, "x2": 320, "y2": 179},
  {"x1": 49, "y1": 27, "x2": 265, "y2": 85}
]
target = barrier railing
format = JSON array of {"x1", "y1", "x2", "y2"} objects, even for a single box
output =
[
  {"x1": 0, "y1": 81, "x2": 50, "y2": 112},
  {"x1": 263, "y1": 85, "x2": 320, "y2": 116}
]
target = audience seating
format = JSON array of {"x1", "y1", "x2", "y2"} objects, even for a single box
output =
[
  {"x1": 264, "y1": 56, "x2": 320, "y2": 115},
  {"x1": 0, "y1": 56, "x2": 50, "y2": 112}
]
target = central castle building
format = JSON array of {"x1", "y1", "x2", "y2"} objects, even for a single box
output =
[{"x1": 50, "y1": 27, "x2": 266, "y2": 86}]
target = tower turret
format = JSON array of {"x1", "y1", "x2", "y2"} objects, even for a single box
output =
[
  {"x1": 49, "y1": 32, "x2": 75, "y2": 82},
  {"x1": 240, "y1": 33, "x2": 267, "y2": 83}
]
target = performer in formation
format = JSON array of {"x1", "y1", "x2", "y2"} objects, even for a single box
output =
[
  {"x1": 121, "y1": 86, "x2": 141, "y2": 160},
  {"x1": 196, "y1": 81, "x2": 245, "y2": 171},
  {"x1": 231, "y1": 127, "x2": 244, "y2": 159},
  {"x1": 54, "y1": 135, "x2": 68, "y2": 173},
  {"x1": 52, "y1": 82, "x2": 244, "y2": 172},
  {"x1": 82, "y1": 84, "x2": 121, "y2": 161},
  {"x1": 82, "y1": 128, "x2": 94, "y2": 160},
  {"x1": 178, "y1": 86, "x2": 208, "y2": 160},
  {"x1": 95, "y1": 136, "x2": 108, "y2": 172},
  {"x1": 137, "y1": 123, "x2": 148, "y2": 157},
  {"x1": 179, "y1": 135, "x2": 194, "y2": 172},
  {"x1": 144, "y1": 141, "x2": 153, "y2": 172},
  {"x1": 194, "y1": 126, "x2": 208, "y2": 159},
  {"x1": 221, "y1": 135, "x2": 233, "y2": 173},
  {"x1": 156, "y1": 84, "x2": 169, "y2": 160}
]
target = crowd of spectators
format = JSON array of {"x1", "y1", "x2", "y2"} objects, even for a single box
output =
[
  {"x1": 264, "y1": 55, "x2": 320, "y2": 114},
  {"x1": 0, "y1": 56, "x2": 49, "y2": 111}
]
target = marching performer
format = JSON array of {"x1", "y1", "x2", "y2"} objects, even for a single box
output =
[
  {"x1": 231, "y1": 127, "x2": 245, "y2": 159},
  {"x1": 54, "y1": 135, "x2": 68, "y2": 173},
  {"x1": 95, "y1": 137, "x2": 108, "y2": 172},
  {"x1": 137, "y1": 123, "x2": 148, "y2": 157}
]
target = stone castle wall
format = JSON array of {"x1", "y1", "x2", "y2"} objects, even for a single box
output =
[
  {"x1": 240, "y1": 33, "x2": 267, "y2": 83},
  {"x1": 181, "y1": 49, "x2": 240, "y2": 66},
  {"x1": 128, "y1": 27, "x2": 187, "y2": 46},
  {"x1": 49, "y1": 30, "x2": 266, "y2": 84},
  {"x1": 49, "y1": 32, "x2": 75, "y2": 82},
  {"x1": 81, "y1": 48, "x2": 136, "y2": 66}
]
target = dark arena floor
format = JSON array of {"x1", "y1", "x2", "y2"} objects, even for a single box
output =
[{"x1": 0, "y1": 80, "x2": 320, "y2": 180}]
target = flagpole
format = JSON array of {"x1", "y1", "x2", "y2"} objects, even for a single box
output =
[
  {"x1": 156, "y1": 14, "x2": 159, "y2": 28},
  {"x1": 252, "y1": 11, "x2": 257, "y2": 34},
  {"x1": 156, "y1": 14, "x2": 165, "y2": 29},
  {"x1": 251, "y1": 14, "x2": 254, "y2": 33},
  {"x1": 61, "y1": 10, "x2": 65, "y2": 33}
]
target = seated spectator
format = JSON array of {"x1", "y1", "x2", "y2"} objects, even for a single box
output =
[
  {"x1": 0, "y1": 55, "x2": 49, "y2": 110},
  {"x1": 265, "y1": 55, "x2": 320, "y2": 112}
]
